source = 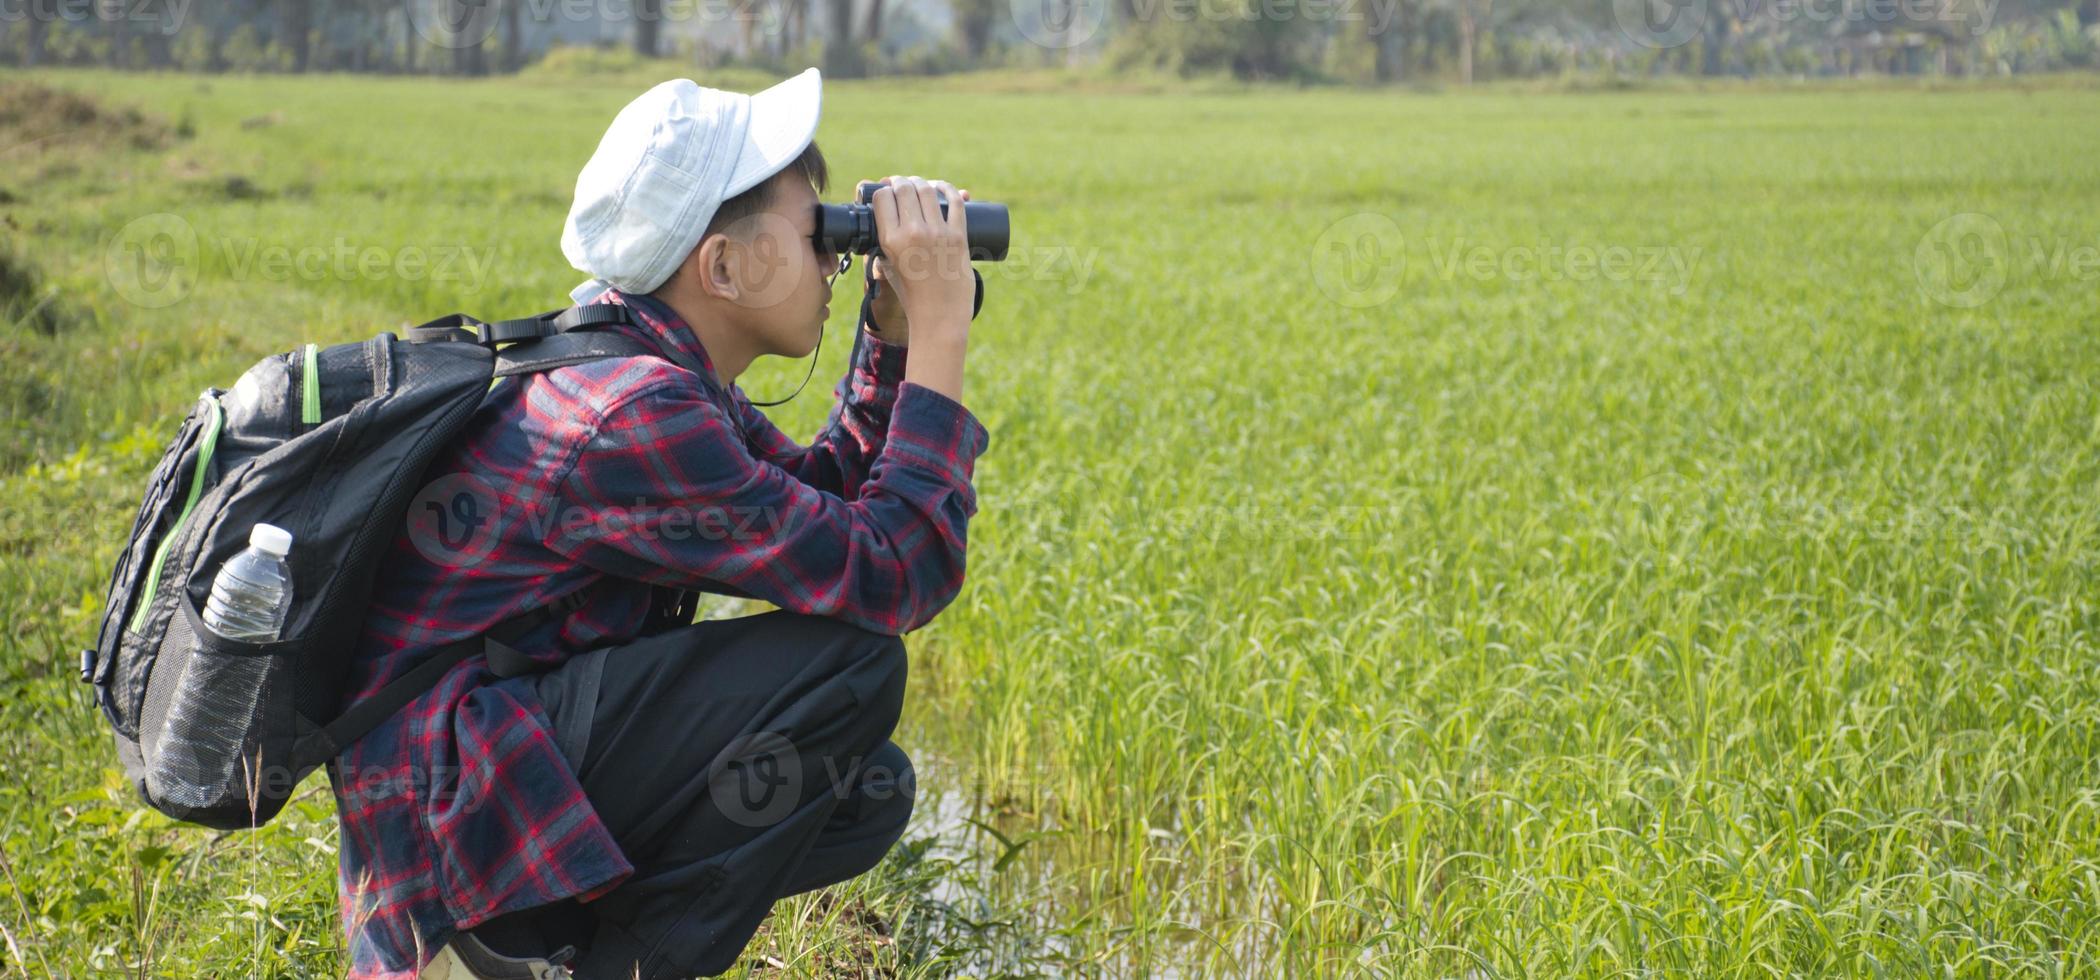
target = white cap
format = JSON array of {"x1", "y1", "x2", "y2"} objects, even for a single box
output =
[
  {"x1": 249, "y1": 522, "x2": 292, "y2": 557},
  {"x1": 561, "y1": 68, "x2": 824, "y2": 306}
]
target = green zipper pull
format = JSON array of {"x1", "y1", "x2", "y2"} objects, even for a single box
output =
[
  {"x1": 129, "y1": 394, "x2": 225, "y2": 635},
  {"x1": 301, "y1": 343, "x2": 322, "y2": 424}
]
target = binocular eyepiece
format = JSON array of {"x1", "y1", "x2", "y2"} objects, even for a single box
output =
[{"x1": 813, "y1": 183, "x2": 1010, "y2": 262}]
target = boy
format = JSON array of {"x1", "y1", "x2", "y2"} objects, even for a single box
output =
[{"x1": 328, "y1": 68, "x2": 989, "y2": 979}]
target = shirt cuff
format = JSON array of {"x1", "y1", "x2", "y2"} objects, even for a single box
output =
[
  {"x1": 885, "y1": 382, "x2": 990, "y2": 489},
  {"x1": 856, "y1": 326, "x2": 909, "y2": 390}
]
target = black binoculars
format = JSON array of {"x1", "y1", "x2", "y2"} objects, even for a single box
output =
[{"x1": 814, "y1": 183, "x2": 1010, "y2": 262}]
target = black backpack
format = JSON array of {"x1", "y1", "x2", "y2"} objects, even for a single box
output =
[{"x1": 81, "y1": 305, "x2": 665, "y2": 830}]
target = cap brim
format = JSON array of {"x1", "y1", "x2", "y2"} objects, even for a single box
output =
[{"x1": 723, "y1": 67, "x2": 822, "y2": 199}]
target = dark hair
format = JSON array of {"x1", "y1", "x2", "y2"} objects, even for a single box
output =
[{"x1": 704, "y1": 140, "x2": 829, "y2": 238}]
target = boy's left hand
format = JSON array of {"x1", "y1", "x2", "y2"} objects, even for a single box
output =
[{"x1": 858, "y1": 176, "x2": 969, "y2": 348}]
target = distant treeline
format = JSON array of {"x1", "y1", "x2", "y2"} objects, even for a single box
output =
[{"x1": 1, "y1": 0, "x2": 2096, "y2": 81}]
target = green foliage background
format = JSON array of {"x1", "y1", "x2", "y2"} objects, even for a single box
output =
[{"x1": 1, "y1": 70, "x2": 2099, "y2": 976}]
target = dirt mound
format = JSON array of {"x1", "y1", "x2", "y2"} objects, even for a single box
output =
[
  {"x1": 0, "y1": 81, "x2": 172, "y2": 155},
  {"x1": 0, "y1": 238, "x2": 69, "y2": 336}
]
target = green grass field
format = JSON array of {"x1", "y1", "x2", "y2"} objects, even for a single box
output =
[{"x1": 4, "y1": 68, "x2": 2100, "y2": 977}]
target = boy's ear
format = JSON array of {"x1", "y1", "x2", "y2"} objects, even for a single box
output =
[{"x1": 689, "y1": 233, "x2": 741, "y2": 303}]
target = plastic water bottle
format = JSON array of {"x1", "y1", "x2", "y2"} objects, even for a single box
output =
[
  {"x1": 148, "y1": 523, "x2": 293, "y2": 809},
  {"x1": 201, "y1": 523, "x2": 294, "y2": 640}
]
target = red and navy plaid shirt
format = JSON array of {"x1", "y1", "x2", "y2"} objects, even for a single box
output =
[{"x1": 327, "y1": 289, "x2": 988, "y2": 978}]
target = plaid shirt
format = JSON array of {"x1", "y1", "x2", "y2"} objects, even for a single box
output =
[{"x1": 328, "y1": 289, "x2": 989, "y2": 978}]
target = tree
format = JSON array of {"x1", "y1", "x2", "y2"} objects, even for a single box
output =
[
  {"x1": 1457, "y1": 0, "x2": 1490, "y2": 82},
  {"x1": 825, "y1": 0, "x2": 864, "y2": 74},
  {"x1": 451, "y1": 0, "x2": 488, "y2": 75},
  {"x1": 636, "y1": 0, "x2": 662, "y2": 58},
  {"x1": 1367, "y1": 0, "x2": 1420, "y2": 80},
  {"x1": 954, "y1": 0, "x2": 997, "y2": 61},
  {"x1": 863, "y1": 0, "x2": 885, "y2": 43},
  {"x1": 101, "y1": 0, "x2": 130, "y2": 68},
  {"x1": 503, "y1": 0, "x2": 522, "y2": 70},
  {"x1": 285, "y1": 0, "x2": 312, "y2": 70},
  {"x1": 401, "y1": 0, "x2": 417, "y2": 72},
  {"x1": 1700, "y1": 0, "x2": 1737, "y2": 76},
  {"x1": 736, "y1": 0, "x2": 761, "y2": 59},
  {"x1": 24, "y1": 1, "x2": 44, "y2": 68}
]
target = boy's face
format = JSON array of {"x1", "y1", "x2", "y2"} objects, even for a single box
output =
[{"x1": 715, "y1": 171, "x2": 836, "y2": 359}]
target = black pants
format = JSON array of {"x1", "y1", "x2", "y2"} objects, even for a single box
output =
[{"x1": 471, "y1": 611, "x2": 918, "y2": 979}]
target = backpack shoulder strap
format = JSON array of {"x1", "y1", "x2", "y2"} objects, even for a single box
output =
[
  {"x1": 478, "y1": 303, "x2": 638, "y2": 346},
  {"x1": 494, "y1": 330, "x2": 655, "y2": 377},
  {"x1": 402, "y1": 304, "x2": 640, "y2": 347}
]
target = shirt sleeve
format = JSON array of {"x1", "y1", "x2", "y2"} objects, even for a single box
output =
[
  {"x1": 542, "y1": 372, "x2": 989, "y2": 636},
  {"x1": 732, "y1": 325, "x2": 909, "y2": 498}
]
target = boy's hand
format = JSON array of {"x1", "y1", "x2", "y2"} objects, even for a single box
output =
[{"x1": 866, "y1": 176, "x2": 974, "y2": 348}]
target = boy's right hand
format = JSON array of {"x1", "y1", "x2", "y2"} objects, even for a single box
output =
[{"x1": 869, "y1": 176, "x2": 975, "y2": 345}]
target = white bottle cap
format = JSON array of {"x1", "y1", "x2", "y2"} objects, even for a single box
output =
[{"x1": 249, "y1": 522, "x2": 293, "y2": 557}]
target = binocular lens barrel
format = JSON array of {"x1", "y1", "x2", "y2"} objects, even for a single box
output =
[{"x1": 813, "y1": 200, "x2": 1011, "y2": 263}]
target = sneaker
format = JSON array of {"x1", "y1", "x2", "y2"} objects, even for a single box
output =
[{"x1": 418, "y1": 932, "x2": 576, "y2": 980}]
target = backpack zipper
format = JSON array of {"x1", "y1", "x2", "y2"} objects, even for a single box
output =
[
  {"x1": 128, "y1": 393, "x2": 225, "y2": 635},
  {"x1": 301, "y1": 343, "x2": 322, "y2": 424}
]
